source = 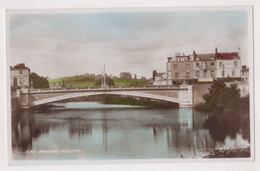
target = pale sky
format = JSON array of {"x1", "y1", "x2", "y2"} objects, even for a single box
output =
[{"x1": 7, "y1": 9, "x2": 250, "y2": 79}]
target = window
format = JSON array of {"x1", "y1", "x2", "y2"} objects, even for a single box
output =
[
  {"x1": 232, "y1": 70, "x2": 235, "y2": 76},
  {"x1": 196, "y1": 57, "x2": 200, "y2": 61},
  {"x1": 234, "y1": 61, "x2": 238, "y2": 67},
  {"x1": 196, "y1": 71, "x2": 200, "y2": 77},
  {"x1": 175, "y1": 72, "x2": 178, "y2": 79},
  {"x1": 173, "y1": 64, "x2": 177, "y2": 69},
  {"x1": 19, "y1": 70, "x2": 23, "y2": 74},
  {"x1": 196, "y1": 63, "x2": 200, "y2": 68},
  {"x1": 219, "y1": 62, "x2": 223, "y2": 67},
  {"x1": 203, "y1": 71, "x2": 207, "y2": 77},
  {"x1": 186, "y1": 72, "x2": 190, "y2": 78},
  {"x1": 210, "y1": 62, "x2": 214, "y2": 68},
  {"x1": 210, "y1": 70, "x2": 214, "y2": 77},
  {"x1": 186, "y1": 64, "x2": 190, "y2": 69},
  {"x1": 167, "y1": 63, "x2": 171, "y2": 71},
  {"x1": 211, "y1": 57, "x2": 215, "y2": 60},
  {"x1": 19, "y1": 78, "x2": 23, "y2": 85}
]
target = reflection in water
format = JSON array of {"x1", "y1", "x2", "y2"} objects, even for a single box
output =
[
  {"x1": 11, "y1": 103, "x2": 250, "y2": 160},
  {"x1": 68, "y1": 119, "x2": 92, "y2": 139},
  {"x1": 12, "y1": 111, "x2": 33, "y2": 153},
  {"x1": 203, "y1": 113, "x2": 248, "y2": 143}
]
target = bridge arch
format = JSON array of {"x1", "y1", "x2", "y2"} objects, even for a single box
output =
[{"x1": 32, "y1": 91, "x2": 181, "y2": 107}]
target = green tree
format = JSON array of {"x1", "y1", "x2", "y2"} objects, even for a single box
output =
[
  {"x1": 30, "y1": 72, "x2": 49, "y2": 88},
  {"x1": 202, "y1": 80, "x2": 240, "y2": 114},
  {"x1": 95, "y1": 76, "x2": 115, "y2": 86}
]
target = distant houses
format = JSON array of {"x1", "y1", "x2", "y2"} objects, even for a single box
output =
[
  {"x1": 153, "y1": 72, "x2": 167, "y2": 86},
  {"x1": 120, "y1": 72, "x2": 132, "y2": 79}
]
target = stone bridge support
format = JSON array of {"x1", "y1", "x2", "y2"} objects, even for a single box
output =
[
  {"x1": 179, "y1": 85, "x2": 193, "y2": 108},
  {"x1": 18, "y1": 89, "x2": 32, "y2": 109}
]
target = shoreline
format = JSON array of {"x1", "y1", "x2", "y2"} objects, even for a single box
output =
[{"x1": 204, "y1": 147, "x2": 250, "y2": 158}]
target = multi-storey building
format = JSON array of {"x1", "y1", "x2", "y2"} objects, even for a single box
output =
[
  {"x1": 10, "y1": 63, "x2": 30, "y2": 89},
  {"x1": 216, "y1": 49, "x2": 241, "y2": 80},
  {"x1": 166, "y1": 54, "x2": 195, "y2": 85},
  {"x1": 193, "y1": 51, "x2": 216, "y2": 83},
  {"x1": 165, "y1": 48, "x2": 241, "y2": 85}
]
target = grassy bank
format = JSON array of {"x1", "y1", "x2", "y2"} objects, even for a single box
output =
[
  {"x1": 49, "y1": 76, "x2": 148, "y2": 88},
  {"x1": 105, "y1": 97, "x2": 164, "y2": 107},
  {"x1": 114, "y1": 78, "x2": 148, "y2": 87}
]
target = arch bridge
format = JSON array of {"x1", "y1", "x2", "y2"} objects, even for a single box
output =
[{"x1": 17, "y1": 85, "x2": 193, "y2": 109}]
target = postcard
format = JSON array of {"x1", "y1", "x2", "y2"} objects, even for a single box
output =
[{"x1": 6, "y1": 7, "x2": 254, "y2": 165}]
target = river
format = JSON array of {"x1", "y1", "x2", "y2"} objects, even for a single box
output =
[{"x1": 11, "y1": 102, "x2": 250, "y2": 161}]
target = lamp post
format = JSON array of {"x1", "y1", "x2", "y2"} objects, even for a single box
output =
[{"x1": 30, "y1": 80, "x2": 34, "y2": 89}]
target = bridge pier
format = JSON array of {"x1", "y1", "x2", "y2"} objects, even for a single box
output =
[
  {"x1": 179, "y1": 85, "x2": 193, "y2": 108},
  {"x1": 19, "y1": 89, "x2": 32, "y2": 109}
]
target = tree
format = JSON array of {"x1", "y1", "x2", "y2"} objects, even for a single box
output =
[
  {"x1": 95, "y1": 76, "x2": 115, "y2": 86},
  {"x1": 202, "y1": 80, "x2": 240, "y2": 114},
  {"x1": 30, "y1": 72, "x2": 49, "y2": 88}
]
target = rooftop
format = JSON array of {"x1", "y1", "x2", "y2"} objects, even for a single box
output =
[
  {"x1": 195, "y1": 53, "x2": 216, "y2": 61},
  {"x1": 155, "y1": 72, "x2": 166, "y2": 77},
  {"x1": 217, "y1": 52, "x2": 239, "y2": 60},
  {"x1": 10, "y1": 63, "x2": 30, "y2": 70}
]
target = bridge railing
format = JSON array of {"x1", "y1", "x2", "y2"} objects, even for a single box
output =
[{"x1": 24, "y1": 85, "x2": 183, "y2": 93}]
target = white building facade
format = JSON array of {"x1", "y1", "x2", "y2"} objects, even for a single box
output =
[
  {"x1": 154, "y1": 72, "x2": 167, "y2": 86},
  {"x1": 10, "y1": 63, "x2": 30, "y2": 89},
  {"x1": 216, "y1": 52, "x2": 241, "y2": 79}
]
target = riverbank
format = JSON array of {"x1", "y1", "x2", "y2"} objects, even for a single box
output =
[
  {"x1": 204, "y1": 147, "x2": 250, "y2": 158},
  {"x1": 104, "y1": 97, "x2": 178, "y2": 107}
]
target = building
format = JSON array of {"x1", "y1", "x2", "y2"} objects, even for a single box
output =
[
  {"x1": 166, "y1": 48, "x2": 242, "y2": 85},
  {"x1": 166, "y1": 54, "x2": 195, "y2": 85},
  {"x1": 241, "y1": 65, "x2": 249, "y2": 82},
  {"x1": 153, "y1": 72, "x2": 167, "y2": 86},
  {"x1": 10, "y1": 63, "x2": 30, "y2": 89},
  {"x1": 120, "y1": 72, "x2": 132, "y2": 79},
  {"x1": 216, "y1": 48, "x2": 241, "y2": 80},
  {"x1": 193, "y1": 51, "x2": 216, "y2": 83}
]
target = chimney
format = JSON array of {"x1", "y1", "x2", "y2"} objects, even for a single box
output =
[
  {"x1": 215, "y1": 47, "x2": 218, "y2": 54},
  {"x1": 167, "y1": 57, "x2": 172, "y2": 62}
]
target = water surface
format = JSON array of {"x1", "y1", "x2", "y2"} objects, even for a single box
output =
[{"x1": 12, "y1": 102, "x2": 249, "y2": 160}]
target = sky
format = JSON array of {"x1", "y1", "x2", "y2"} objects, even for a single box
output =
[{"x1": 7, "y1": 9, "x2": 250, "y2": 79}]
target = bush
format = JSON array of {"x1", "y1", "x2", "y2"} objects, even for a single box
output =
[
  {"x1": 30, "y1": 72, "x2": 49, "y2": 88},
  {"x1": 95, "y1": 76, "x2": 115, "y2": 86}
]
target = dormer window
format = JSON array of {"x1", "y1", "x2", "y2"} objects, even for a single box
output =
[
  {"x1": 211, "y1": 57, "x2": 215, "y2": 60},
  {"x1": 196, "y1": 57, "x2": 200, "y2": 61}
]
